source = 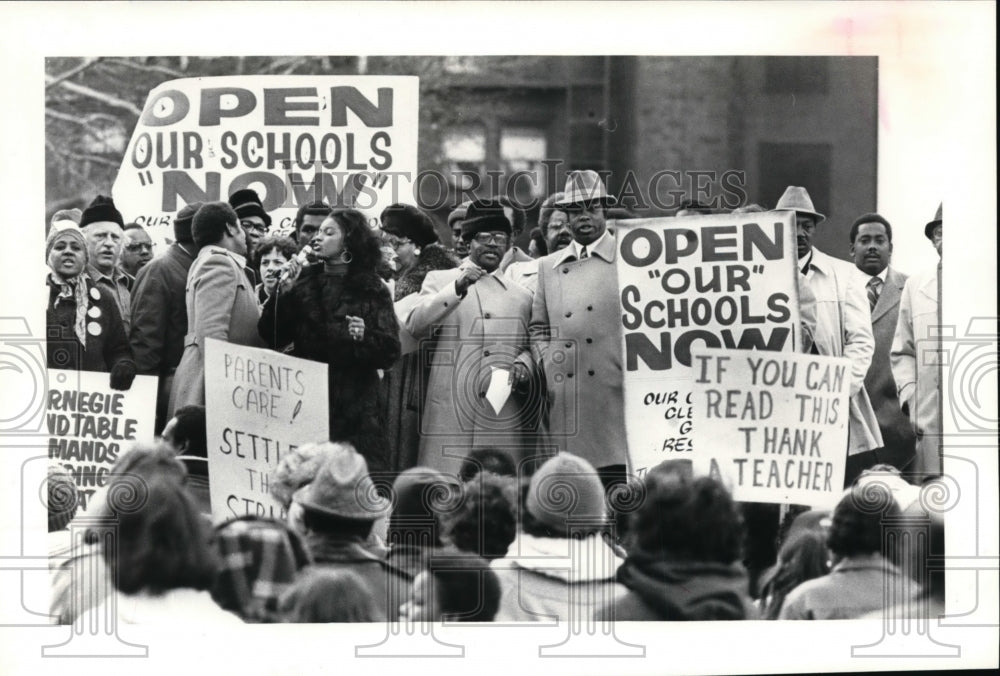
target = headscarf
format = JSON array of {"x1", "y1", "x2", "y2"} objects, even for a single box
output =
[{"x1": 45, "y1": 227, "x2": 90, "y2": 348}]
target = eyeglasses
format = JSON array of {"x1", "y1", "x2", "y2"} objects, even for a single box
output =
[
  {"x1": 472, "y1": 233, "x2": 510, "y2": 245},
  {"x1": 382, "y1": 235, "x2": 413, "y2": 249},
  {"x1": 240, "y1": 220, "x2": 269, "y2": 235},
  {"x1": 124, "y1": 243, "x2": 154, "y2": 252}
]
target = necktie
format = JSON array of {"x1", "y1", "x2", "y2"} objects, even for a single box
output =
[
  {"x1": 580, "y1": 246, "x2": 589, "y2": 260},
  {"x1": 866, "y1": 277, "x2": 882, "y2": 312}
]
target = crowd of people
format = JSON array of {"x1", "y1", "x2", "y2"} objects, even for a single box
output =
[{"x1": 45, "y1": 168, "x2": 944, "y2": 624}]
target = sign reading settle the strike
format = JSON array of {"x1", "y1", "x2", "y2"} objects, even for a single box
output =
[
  {"x1": 614, "y1": 212, "x2": 801, "y2": 474},
  {"x1": 204, "y1": 338, "x2": 328, "y2": 524},
  {"x1": 690, "y1": 348, "x2": 849, "y2": 506},
  {"x1": 46, "y1": 369, "x2": 157, "y2": 511},
  {"x1": 112, "y1": 75, "x2": 419, "y2": 246}
]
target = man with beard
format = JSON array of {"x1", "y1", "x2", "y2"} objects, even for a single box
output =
[
  {"x1": 776, "y1": 186, "x2": 880, "y2": 485},
  {"x1": 506, "y1": 192, "x2": 572, "y2": 293},
  {"x1": 118, "y1": 223, "x2": 154, "y2": 277},
  {"x1": 849, "y1": 213, "x2": 914, "y2": 474},
  {"x1": 891, "y1": 204, "x2": 943, "y2": 478},
  {"x1": 406, "y1": 199, "x2": 535, "y2": 474},
  {"x1": 79, "y1": 195, "x2": 133, "y2": 333}
]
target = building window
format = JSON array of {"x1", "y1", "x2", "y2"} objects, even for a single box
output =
[
  {"x1": 500, "y1": 127, "x2": 548, "y2": 199},
  {"x1": 764, "y1": 57, "x2": 830, "y2": 95},
  {"x1": 442, "y1": 126, "x2": 487, "y2": 190}
]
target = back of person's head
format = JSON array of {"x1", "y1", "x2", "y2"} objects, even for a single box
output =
[
  {"x1": 212, "y1": 516, "x2": 312, "y2": 622},
  {"x1": 631, "y1": 465, "x2": 743, "y2": 564},
  {"x1": 192, "y1": 201, "x2": 239, "y2": 248},
  {"x1": 827, "y1": 484, "x2": 900, "y2": 560},
  {"x1": 759, "y1": 528, "x2": 830, "y2": 619},
  {"x1": 458, "y1": 447, "x2": 517, "y2": 483},
  {"x1": 169, "y1": 405, "x2": 207, "y2": 458},
  {"x1": 104, "y1": 474, "x2": 218, "y2": 595},
  {"x1": 522, "y1": 453, "x2": 608, "y2": 539},
  {"x1": 445, "y1": 471, "x2": 518, "y2": 560},
  {"x1": 428, "y1": 550, "x2": 501, "y2": 622},
  {"x1": 330, "y1": 208, "x2": 382, "y2": 272},
  {"x1": 280, "y1": 567, "x2": 384, "y2": 623},
  {"x1": 47, "y1": 463, "x2": 78, "y2": 532},
  {"x1": 388, "y1": 468, "x2": 460, "y2": 548}
]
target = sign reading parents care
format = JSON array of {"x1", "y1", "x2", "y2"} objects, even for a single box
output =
[
  {"x1": 614, "y1": 212, "x2": 801, "y2": 474},
  {"x1": 204, "y1": 339, "x2": 328, "y2": 523},
  {"x1": 113, "y1": 75, "x2": 419, "y2": 245},
  {"x1": 690, "y1": 348, "x2": 849, "y2": 506},
  {"x1": 46, "y1": 370, "x2": 157, "y2": 511}
]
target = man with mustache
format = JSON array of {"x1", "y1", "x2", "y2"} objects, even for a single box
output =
[
  {"x1": 405, "y1": 199, "x2": 535, "y2": 474},
  {"x1": 776, "y1": 186, "x2": 881, "y2": 485},
  {"x1": 849, "y1": 213, "x2": 915, "y2": 476},
  {"x1": 118, "y1": 223, "x2": 154, "y2": 278}
]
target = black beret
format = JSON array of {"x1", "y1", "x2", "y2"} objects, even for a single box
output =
[
  {"x1": 380, "y1": 203, "x2": 439, "y2": 247},
  {"x1": 173, "y1": 201, "x2": 203, "y2": 244},
  {"x1": 79, "y1": 195, "x2": 124, "y2": 229},
  {"x1": 192, "y1": 202, "x2": 238, "y2": 248},
  {"x1": 460, "y1": 199, "x2": 512, "y2": 241},
  {"x1": 228, "y1": 188, "x2": 272, "y2": 227}
]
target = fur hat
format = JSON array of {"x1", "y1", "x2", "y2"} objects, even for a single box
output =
[
  {"x1": 460, "y1": 199, "x2": 512, "y2": 241},
  {"x1": 775, "y1": 186, "x2": 826, "y2": 223},
  {"x1": 525, "y1": 453, "x2": 608, "y2": 535},
  {"x1": 554, "y1": 170, "x2": 617, "y2": 207},
  {"x1": 192, "y1": 201, "x2": 238, "y2": 248},
  {"x1": 229, "y1": 188, "x2": 272, "y2": 227},
  {"x1": 380, "y1": 203, "x2": 439, "y2": 247},
  {"x1": 292, "y1": 443, "x2": 390, "y2": 521},
  {"x1": 925, "y1": 203, "x2": 942, "y2": 240},
  {"x1": 79, "y1": 195, "x2": 124, "y2": 229},
  {"x1": 174, "y1": 201, "x2": 203, "y2": 244}
]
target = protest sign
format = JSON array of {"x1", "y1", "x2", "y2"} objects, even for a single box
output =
[
  {"x1": 204, "y1": 338, "x2": 328, "y2": 524},
  {"x1": 112, "y1": 75, "x2": 419, "y2": 245},
  {"x1": 690, "y1": 347, "x2": 850, "y2": 506},
  {"x1": 46, "y1": 369, "x2": 157, "y2": 511},
  {"x1": 614, "y1": 212, "x2": 801, "y2": 474}
]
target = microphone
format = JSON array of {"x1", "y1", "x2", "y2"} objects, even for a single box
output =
[{"x1": 280, "y1": 245, "x2": 313, "y2": 283}]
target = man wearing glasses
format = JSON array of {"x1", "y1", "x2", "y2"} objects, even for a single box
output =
[
  {"x1": 228, "y1": 188, "x2": 271, "y2": 261},
  {"x1": 405, "y1": 199, "x2": 535, "y2": 474},
  {"x1": 119, "y1": 223, "x2": 155, "y2": 278}
]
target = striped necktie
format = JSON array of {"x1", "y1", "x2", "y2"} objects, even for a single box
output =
[
  {"x1": 580, "y1": 245, "x2": 589, "y2": 260},
  {"x1": 866, "y1": 277, "x2": 882, "y2": 312}
]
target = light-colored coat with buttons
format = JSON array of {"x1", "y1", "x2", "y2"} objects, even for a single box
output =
[
  {"x1": 406, "y1": 265, "x2": 535, "y2": 474},
  {"x1": 529, "y1": 233, "x2": 628, "y2": 469}
]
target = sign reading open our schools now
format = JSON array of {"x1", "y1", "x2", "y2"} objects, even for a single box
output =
[
  {"x1": 46, "y1": 369, "x2": 157, "y2": 511},
  {"x1": 614, "y1": 211, "x2": 802, "y2": 475},
  {"x1": 204, "y1": 338, "x2": 328, "y2": 524},
  {"x1": 112, "y1": 75, "x2": 419, "y2": 245},
  {"x1": 690, "y1": 348, "x2": 850, "y2": 507}
]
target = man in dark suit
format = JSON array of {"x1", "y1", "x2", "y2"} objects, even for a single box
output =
[{"x1": 850, "y1": 213, "x2": 915, "y2": 475}]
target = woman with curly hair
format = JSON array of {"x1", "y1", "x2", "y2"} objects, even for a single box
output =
[
  {"x1": 251, "y1": 234, "x2": 299, "y2": 307},
  {"x1": 259, "y1": 209, "x2": 401, "y2": 473}
]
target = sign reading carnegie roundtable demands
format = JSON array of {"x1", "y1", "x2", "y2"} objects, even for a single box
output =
[
  {"x1": 204, "y1": 338, "x2": 328, "y2": 524},
  {"x1": 614, "y1": 211, "x2": 801, "y2": 474},
  {"x1": 690, "y1": 348, "x2": 850, "y2": 506},
  {"x1": 112, "y1": 75, "x2": 419, "y2": 245},
  {"x1": 47, "y1": 370, "x2": 157, "y2": 511}
]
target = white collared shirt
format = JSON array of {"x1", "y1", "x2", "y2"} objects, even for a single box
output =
[{"x1": 571, "y1": 229, "x2": 612, "y2": 261}]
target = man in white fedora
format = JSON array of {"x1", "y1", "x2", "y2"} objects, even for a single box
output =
[
  {"x1": 776, "y1": 186, "x2": 882, "y2": 485},
  {"x1": 529, "y1": 170, "x2": 627, "y2": 488},
  {"x1": 891, "y1": 204, "x2": 943, "y2": 478}
]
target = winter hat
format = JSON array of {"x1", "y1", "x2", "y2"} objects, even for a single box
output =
[
  {"x1": 174, "y1": 202, "x2": 203, "y2": 244},
  {"x1": 388, "y1": 467, "x2": 459, "y2": 546},
  {"x1": 229, "y1": 188, "x2": 272, "y2": 227},
  {"x1": 292, "y1": 443, "x2": 390, "y2": 521},
  {"x1": 45, "y1": 225, "x2": 88, "y2": 263},
  {"x1": 775, "y1": 186, "x2": 826, "y2": 223},
  {"x1": 525, "y1": 453, "x2": 608, "y2": 535},
  {"x1": 79, "y1": 195, "x2": 124, "y2": 229},
  {"x1": 447, "y1": 201, "x2": 471, "y2": 229},
  {"x1": 460, "y1": 199, "x2": 512, "y2": 241},
  {"x1": 925, "y1": 203, "x2": 942, "y2": 240},
  {"x1": 554, "y1": 170, "x2": 617, "y2": 208},
  {"x1": 380, "y1": 203, "x2": 439, "y2": 247},
  {"x1": 48, "y1": 463, "x2": 79, "y2": 532},
  {"x1": 192, "y1": 201, "x2": 239, "y2": 248},
  {"x1": 50, "y1": 208, "x2": 82, "y2": 232}
]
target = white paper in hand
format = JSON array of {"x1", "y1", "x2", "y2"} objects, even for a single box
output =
[{"x1": 485, "y1": 367, "x2": 513, "y2": 415}]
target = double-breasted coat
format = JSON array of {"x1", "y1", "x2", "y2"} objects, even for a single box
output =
[
  {"x1": 406, "y1": 265, "x2": 535, "y2": 473},
  {"x1": 170, "y1": 246, "x2": 263, "y2": 414},
  {"x1": 529, "y1": 233, "x2": 628, "y2": 469},
  {"x1": 891, "y1": 264, "x2": 942, "y2": 476}
]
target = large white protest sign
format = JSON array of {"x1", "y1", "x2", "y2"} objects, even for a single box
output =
[
  {"x1": 614, "y1": 212, "x2": 801, "y2": 474},
  {"x1": 690, "y1": 347, "x2": 850, "y2": 506},
  {"x1": 204, "y1": 338, "x2": 328, "y2": 524},
  {"x1": 46, "y1": 369, "x2": 157, "y2": 511},
  {"x1": 112, "y1": 75, "x2": 419, "y2": 245}
]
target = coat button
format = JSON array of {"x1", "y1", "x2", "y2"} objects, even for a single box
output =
[
  {"x1": 565, "y1": 311, "x2": 572, "y2": 318},
  {"x1": 484, "y1": 312, "x2": 492, "y2": 318},
  {"x1": 588, "y1": 369, "x2": 595, "y2": 376},
  {"x1": 586, "y1": 338, "x2": 593, "y2": 344},
  {"x1": 587, "y1": 305, "x2": 593, "y2": 311},
  {"x1": 562, "y1": 268, "x2": 569, "y2": 274},
  {"x1": 564, "y1": 342, "x2": 571, "y2": 348},
  {"x1": 484, "y1": 350, "x2": 491, "y2": 356},
  {"x1": 567, "y1": 373, "x2": 574, "y2": 378},
  {"x1": 479, "y1": 391, "x2": 486, "y2": 398},
  {"x1": 443, "y1": 302, "x2": 448, "y2": 307}
]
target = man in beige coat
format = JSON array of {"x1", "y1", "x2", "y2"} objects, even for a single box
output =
[
  {"x1": 529, "y1": 171, "x2": 628, "y2": 484},
  {"x1": 170, "y1": 202, "x2": 264, "y2": 414},
  {"x1": 891, "y1": 204, "x2": 943, "y2": 477}
]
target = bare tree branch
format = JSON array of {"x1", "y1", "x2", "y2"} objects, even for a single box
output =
[
  {"x1": 45, "y1": 76, "x2": 143, "y2": 117},
  {"x1": 45, "y1": 57, "x2": 103, "y2": 90},
  {"x1": 45, "y1": 108, "x2": 91, "y2": 128},
  {"x1": 102, "y1": 58, "x2": 186, "y2": 79}
]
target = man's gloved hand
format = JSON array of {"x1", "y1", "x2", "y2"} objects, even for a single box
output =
[{"x1": 109, "y1": 360, "x2": 137, "y2": 391}]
